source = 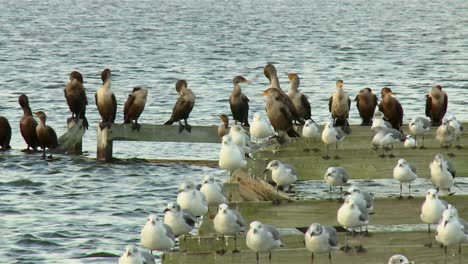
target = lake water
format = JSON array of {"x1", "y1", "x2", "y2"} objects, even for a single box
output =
[{"x1": 1, "y1": 0, "x2": 467, "y2": 263}]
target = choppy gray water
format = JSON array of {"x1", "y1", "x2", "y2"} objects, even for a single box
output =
[{"x1": 1, "y1": 0, "x2": 468, "y2": 263}]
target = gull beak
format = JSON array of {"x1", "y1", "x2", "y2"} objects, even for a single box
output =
[
  {"x1": 151, "y1": 219, "x2": 155, "y2": 225},
  {"x1": 343, "y1": 191, "x2": 351, "y2": 196},
  {"x1": 178, "y1": 189, "x2": 183, "y2": 193},
  {"x1": 444, "y1": 220, "x2": 448, "y2": 227},
  {"x1": 126, "y1": 251, "x2": 132, "y2": 257},
  {"x1": 163, "y1": 208, "x2": 170, "y2": 213},
  {"x1": 253, "y1": 228, "x2": 257, "y2": 234},
  {"x1": 263, "y1": 169, "x2": 269, "y2": 174}
]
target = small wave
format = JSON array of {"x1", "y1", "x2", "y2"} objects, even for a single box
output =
[
  {"x1": 0, "y1": 179, "x2": 45, "y2": 187},
  {"x1": 16, "y1": 234, "x2": 61, "y2": 247}
]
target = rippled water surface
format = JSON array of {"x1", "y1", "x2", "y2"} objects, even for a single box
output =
[{"x1": 1, "y1": 0, "x2": 468, "y2": 263}]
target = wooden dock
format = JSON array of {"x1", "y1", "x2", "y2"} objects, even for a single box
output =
[{"x1": 159, "y1": 123, "x2": 467, "y2": 264}]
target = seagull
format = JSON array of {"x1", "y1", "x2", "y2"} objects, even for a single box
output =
[
  {"x1": 448, "y1": 115, "x2": 464, "y2": 149},
  {"x1": 323, "y1": 167, "x2": 349, "y2": 200},
  {"x1": 246, "y1": 221, "x2": 284, "y2": 264},
  {"x1": 322, "y1": 121, "x2": 345, "y2": 160},
  {"x1": 176, "y1": 182, "x2": 208, "y2": 217},
  {"x1": 337, "y1": 195, "x2": 369, "y2": 253},
  {"x1": 140, "y1": 214, "x2": 175, "y2": 255},
  {"x1": 429, "y1": 153, "x2": 456, "y2": 195},
  {"x1": 200, "y1": 175, "x2": 227, "y2": 207},
  {"x1": 213, "y1": 203, "x2": 246, "y2": 254},
  {"x1": 393, "y1": 159, "x2": 418, "y2": 199},
  {"x1": 229, "y1": 124, "x2": 251, "y2": 155},
  {"x1": 371, "y1": 111, "x2": 392, "y2": 132},
  {"x1": 302, "y1": 119, "x2": 320, "y2": 152},
  {"x1": 163, "y1": 202, "x2": 196, "y2": 252},
  {"x1": 371, "y1": 127, "x2": 405, "y2": 158},
  {"x1": 344, "y1": 186, "x2": 375, "y2": 213},
  {"x1": 304, "y1": 223, "x2": 338, "y2": 264},
  {"x1": 420, "y1": 188, "x2": 448, "y2": 247},
  {"x1": 250, "y1": 112, "x2": 275, "y2": 144},
  {"x1": 436, "y1": 118, "x2": 456, "y2": 151},
  {"x1": 403, "y1": 135, "x2": 417, "y2": 149},
  {"x1": 118, "y1": 245, "x2": 155, "y2": 264},
  {"x1": 388, "y1": 254, "x2": 414, "y2": 264},
  {"x1": 409, "y1": 117, "x2": 431, "y2": 149},
  {"x1": 218, "y1": 134, "x2": 247, "y2": 178},
  {"x1": 264, "y1": 160, "x2": 298, "y2": 204},
  {"x1": 436, "y1": 208, "x2": 468, "y2": 264}
]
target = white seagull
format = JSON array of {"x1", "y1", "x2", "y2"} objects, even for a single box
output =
[
  {"x1": 264, "y1": 160, "x2": 298, "y2": 204},
  {"x1": 302, "y1": 119, "x2": 321, "y2": 152},
  {"x1": 323, "y1": 166, "x2": 349, "y2": 200},
  {"x1": 436, "y1": 118, "x2": 456, "y2": 150},
  {"x1": 246, "y1": 221, "x2": 284, "y2": 264},
  {"x1": 200, "y1": 175, "x2": 227, "y2": 207},
  {"x1": 436, "y1": 208, "x2": 468, "y2": 263},
  {"x1": 403, "y1": 135, "x2": 417, "y2": 149},
  {"x1": 213, "y1": 203, "x2": 246, "y2": 254},
  {"x1": 337, "y1": 195, "x2": 369, "y2": 253},
  {"x1": 304, "y1": 223, "x2": 339, "y2": 264},
  {"x1": 371, "y1": 127, "x2": 405, "y2": 158},
  {"x1": 408, "y1": 117, "x2": 431, "y2": 148},
  {"x1": 321, "y1": 121, "x2": 345, "y2": 160},
  {"x1": 163, "y1": 202, "x2": 196, "y2": 251},
  {"x1": 250, "y1": 112, "x2": 275, "y2": 143},
  {"x1": 393, "y1": 159, "x2": 418, "y2": 199},
  {"x1": 420, "y1": 188, "x2": 448, "y2": 247},
  {"x1": 118, "y1": 245, "x2": 155, "y2": 264},
  {"x1": 429, "y1": 153, "x2": 456, "y2": 195},
  {"x1": 177, "y1": 181, "x2": 208, "y2": 217},
  {"x1": 388, "y1": 254, "x2": 414, "y2": 264},
  {"x1": 448, "y1": 115, "x2": 464, "y2": 149},
  {"x1": 371, "y1": 111, "x2": 392, "y2": 132},
  {"x1": 219, "y1": 134, "x2": 247, "y2": 178},
  {"x1": 229, "y1": 124, "x2": 251, "y2": 155},
  {"x1": 140, "y1": 214, "x2": 175, "y2": 254}
]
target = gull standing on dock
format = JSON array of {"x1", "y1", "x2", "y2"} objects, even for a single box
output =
[
  {"x1": 124, "y1": 86, "x2": 148, "y2": 131},
  {"x1": 371, "y1": 111, "x2": 392, "y2": 132},
  {"x1": 218, "y1": 134, "x2": 247, "y2": 179},
  {"x1": 420, "y1": 188, "x2": 447, "y2": 247},
  {"x1": 322, "y1": 121, "x2": 345, "y2": 160},
  {"x1": 18, "y1": 94, "x2": 38, "y2": 151},
  {"x1": 0, "y1": 116, "x2": 11, "y2": 150},
  {"x1": 304, "y1": 223, "x2": 338, "y2": 264},
  {"x1": 426, "y1": 85, "x2": 448, "y2": 126},
  {"x1": 64, "y1": 71, "x2": 89, "y2": 129},
  {"x1": 95, "y1": 68, "x2": 117, "y2": 130},
  {"x1": 213, "y1": 203, "x2": 246, "y2": 254},
  {"x1": 250, "y1": 112, "x2": 275, "y2": 143},
  {"x1": 388, "y1": 254, "x2": 414, "y2": 264},
  {"x1": 430, "y1": 153, "x2": 456, "y2": 195},
  {"x1": 354, "y1": 87, "x2": 378, "y2": 126},
  {"x1": 229, "y1": 124, "x2": 251, "y2": 156},
  {"x1": 393, "y1": 159, "x2": 418, "y2": 199},
  {"x1": 263, "y1": 64, "x2": 301, "y2": 124},
  {"x1": 344, "y1": 186, "x2": 374, "y2": 214},
  {"x1": 337, "y1": 195, "x2": 369, "y2": 253},
  {"x1": 287, "y1": 73, "x2": 312, "y2": 121},
  {"x1": 448, "y1": 115, "x2": 464, "y2": 149},
  {"x1": 34, "y1": 111, "x2": 58, "y2": 159},
  {"x1": 140, "y1": 214, "x2": 175, "y2": 254},
  {"x1": 436, "y1": 208, "x2": 468, "y2": 264},
  {"x1": 229, "y1": 75, "x2": 250, "y2": 126},
  {"x1": 164, "y1": 80, "x2": 195, "y2": 133},
  {"x1": 404, "y1": 135, "x2": 417, "y2": 149},
  {"x1": 371, "y1": 127, "x2": 405, "y2": 158},
  {"x1": 329, "y1": 80, "x2": 351, "y2": 134},
  {"x1": 409, "y1": 117, "x2": 431, "y2": 148},
  {"x1": 217, "y1": 114, "x2": 230, "y2": 138},
  {"x1": 200, "y1": 175, "x2": 227, "y2": 207},
  {"x1": 246, "y1": 221, "x2": 284, "y2": 264},
  {"x1": 324, "y1": 166, "x2": 349, "y2": 200},
  {"x1": 163, "y1": 202, "x2": 196, "y2": 252},
  {"x1": 261, "y1": 88, "x2": 300, "y2": 143},
  {"x1": 436, "y1": 119, "x2": 456, "y2": 150},
  {"x1": 378, "y1": 87, "x2": 404, "y2": 131},
  {"x1": 176, "y1": 182, "x2": 208, "y2": 217},
  {"x1": 264, "y1": 160, "x2": 298, "y2": 204},
  {"x1": 118, "y1": 245, "x2": 155, "y2": 264},
  {"x1": 302, "y1": 119, "x2": 320, "y2": 152}
]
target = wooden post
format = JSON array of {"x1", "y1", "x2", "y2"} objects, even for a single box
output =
[
  {"x1": 66, "y1": 119, "x2": 82, "y2": 155},
  {"x1": 97, "y1": 126, "x2": 113, "y2": 162},
  {"x1": 55, "y1": 118, "x2": 85, "y2": 154}
]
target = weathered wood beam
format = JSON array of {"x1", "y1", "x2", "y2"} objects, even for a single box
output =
[{"x1": 55, "y1": 119, "x2": 85, "y2": 154}]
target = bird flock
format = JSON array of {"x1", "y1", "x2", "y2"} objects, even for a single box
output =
[{"x1": 0, "y1": 64, "x2": 466, "y2": 264}]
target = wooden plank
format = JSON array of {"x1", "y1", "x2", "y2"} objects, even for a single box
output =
[
  {"x1": 250, "y1": 151, "x2": 468, "y2": 181},
  {"x1": 197, "y1": 195, "x2": 468, "y2": 236},
  {"x1": 55, "y1": 119, "x2": 85, "y2": 154},
  {"x1": 108, "y1": 124, "x2": 220, "y2": 143},
  {"x1": 165, "y1": 232, "x2": 468, "y2": 264}
]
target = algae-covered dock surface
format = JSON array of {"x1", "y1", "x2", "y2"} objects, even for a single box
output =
[{"x1": 163, "y1": 124, "x2": 468, "y2": 264}]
